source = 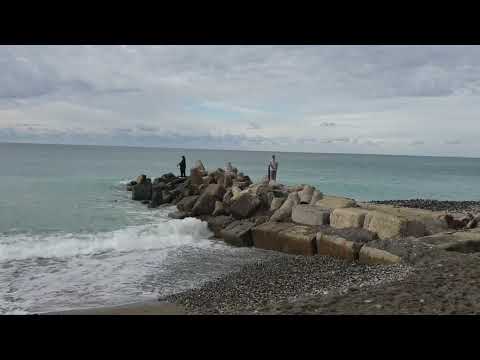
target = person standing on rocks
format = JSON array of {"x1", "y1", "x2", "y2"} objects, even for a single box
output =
[
  {"x1": 269, "y1": 155, "x2": 278, "y2": 181},
  {"x1": 177, "y1": 156, "x2": 186, "y2": 177}
]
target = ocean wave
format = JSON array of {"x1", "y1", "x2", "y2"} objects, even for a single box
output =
[{"x1": 0, "y1": 217, "x2": 213, "y2": 261}]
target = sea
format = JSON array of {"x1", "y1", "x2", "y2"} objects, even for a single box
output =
[{"x1": 1, "y1": 142, "x2": 480, "y2": 314}]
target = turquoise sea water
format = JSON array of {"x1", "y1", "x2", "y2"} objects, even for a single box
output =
[{"x1": 1, "y1": 142, "x2": 480, "y2": 314}]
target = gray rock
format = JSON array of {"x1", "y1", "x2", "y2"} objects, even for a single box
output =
[
  {"x1": 202, "y1": 184, "x2": 226, "y2": 200},
  {"x1": 220, "y1": 220, "x2": 256, "y2": 247},
  {"x1": 136, "y1": 174, "x2": 147, "y2": 184},
  {"x1": 270, "y1": 197, "x2": 286, "y2": 211},
  {"x1": 310, "y1": 190, "x2": 324, "y2": 205},
  {"x1": 224, "y1": 174, "x2": 233, "y2": 188},
  {"x1": 192, "y1": 193, "x2": 217, "y2": 216},
  {"x1": 150, "y1": 187, "x2": 163, "y2": 208},
  {"x1": 204, "y1": 215, "x2": 235, "y2": 237},
  {"x1": 270, "y1": 192, "x2": 300, "y2": 222},
  {"x1": 213, "y1": 201, "x2": 226, "y2": 216},
  {"x1": 168, "y1": 211, "x2": 190, "y2": 219},
  {"x1": 132, "y1": 179, "x2": 152, "y2": 201},
  {"x1": 177, "y1": 195, "x2": 199, "y2": 212},
  {"x1": 223, "y1": 189, "x2": 234, "y2": 206},
  {"x1": 229, "y1": 193, "x2": 261, "y2": 219},
  {"x1": 162, "y1": 190, "x2": 173, "y2": 204},
  {"x1": 292, "y1": 204, "x2": 330, "y2": 226},
  {"x1": 299, "y1": 185, "x2": 315, "y2": 204},
  {"x1": 233, "y1": 181, "x2": 250, "y2": 190},
  {"x1": 190, "y1": 167, "x2": 204, "y2": 186}
]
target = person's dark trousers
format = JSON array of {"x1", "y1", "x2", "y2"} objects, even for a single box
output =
[{"x1": 180, "y1": 168, "x2": 186, "y2": 177}]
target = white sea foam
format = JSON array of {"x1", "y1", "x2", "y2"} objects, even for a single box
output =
[{"x1": 0, "y1": 217, "x2": 213, "y2": 261}]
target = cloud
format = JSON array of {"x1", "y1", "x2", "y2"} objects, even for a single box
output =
[
  {"x1": 2, "y1": 45, "x2": 480, "y2": 156},
  {"x1": 247, "y1": 121, "x2": 262, "y2": 130},
  {"x1": 321, "y1": 137, "x2": 350, "y2": 144},
  {"x1": 318, "y1": 121, "x2": 336, "y2": 127},
  {"x1": 444, "y1": 139, "x2": 462, "y2": 145}
]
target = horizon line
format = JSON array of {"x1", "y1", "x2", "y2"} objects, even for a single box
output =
[{"x1": 1, "y1": 140, "x2": 479, "y2": 160}]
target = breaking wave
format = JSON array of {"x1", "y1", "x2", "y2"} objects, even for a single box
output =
[{"x1": 0, "y1": 217, "x2": 213, "y2": 261}]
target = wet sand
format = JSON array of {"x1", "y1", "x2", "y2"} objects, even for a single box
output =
[{"x1": 43, "y1": 301, "x2": 185, "y2": 315}]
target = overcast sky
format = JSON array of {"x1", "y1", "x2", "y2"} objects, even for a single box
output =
[{"x1": 1, "y1": 45, "x2": 480, "y2": 157}]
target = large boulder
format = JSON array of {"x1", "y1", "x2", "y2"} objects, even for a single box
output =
[
  {"x1": 224, "y1": 174, "x2": 233, "y2": 188},
  {"x1": 213, "y1": 201, "x2": 226, "y2": 216},
  {"x1": 270, "y1": 192, "x2": 300, "y2": 222},
  {"x1": 204, "y1": 215, "x2": 234, "y2": 238},
  {"x1": 220, "y1": 220, "x2": 256, "y2": 247},
  {"x1": 231, "y1": 186, "x2": 242, "y2": 201},
  {"x1": 417, "y1": 229, "x2": 480, "y2": 253},
  {"x1": 360, "y1": 204, "x2": 448, "y2": 235},
  {"x1": 315, "y1": 196, "x2": 356, "y2": 210},
  {"x1": 270, "y1": 197, "x2": 285, "y2": 211},
  {"x1": 278, "y1": 225, "x2": 317, "y2": 256},
  {"x1": 126, "y1": 180, "x2": 137, "y2": 191},
  {"x1": 330, "y1": 208, "x2": 369, "y2": 229},
  {"x1": 161, "y1": 190, "x2": 173, "y2": 204},
  {"x1": 152, "y1": 181, "x2": 167, "y2": 192},
  {"x1": 193, "y1": 160, "x2": 206, "y2": 175},
  {"x1": 176, "y1": 195, "x2": 199, "y2": 212},
  {"x1": 358, "y1": 246, "x2": 401, "y2": 265},
  {"x1": 229, "y1": 193, "x2": 261, "y2": 219},
  {"x1": 190, "y1": 167, "x2": 204, "y2": 186},
  {"x1": 202, "y1": 184, "x2": 226, "y2": 200},
  {"x1": 233, "y1": 181, "x2": 250, "y2": 190},
  {"x1": 309, "y1": 190, "x2": 323, "y2": 205},
  {"x1": 287, "y1": 185, "x2": 304, "y2": 193},
  {"x1": 316, "y1": 233, "x2": 357, "y2": 261},
  {"x1": 168, "y1": 211, "x2": 190, "y2": 219},
  {"x1": 467, "y1": 214, "x2": 480, "y2": 229},
  {"x1": 210, "y1": 169, "x2": 225, "y2": 185},
  {"x1": 252, "y1": 222, "x2": 317, "y2": 256},
  {"x1": 203, "y1": 175, "x2": 214, "y2": 186},
  {"x1": 161, "y1": 172, "x2": 176, "y2": 181},
  {"x1": 299, "y1": 185, "x2": 315, "y2": 204},
  {"x1": 363, "y1": 210, "x2": 425, "y2": 240},
  {"x1": 222, "y1": 189, "x2": 234, "y2": 206},
  {"x1": 291, "y1": 204, "x2": 330, "y2": 226},
  {"x1": 191, "y1": 193, "x2": 217, "y2": 216},
  {"x1": 282, "y1": 225, "x2": 318, "y2": 256},
  {"x1": 252, "y1": 222, "x2": 295, "y2": 252},
  {"x1": 136, "y1": 174, "x2": 147, "y2": 184},
  {"x1": 132, "y1": 179, "x2": 152, "y2": 201},
  {"x1": 150, "y1": 187, "x2": 164, "y2": 208}
]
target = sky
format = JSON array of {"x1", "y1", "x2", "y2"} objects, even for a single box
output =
[{"x1": 1, "y1": 45, "x2": 480, "y2": 157}]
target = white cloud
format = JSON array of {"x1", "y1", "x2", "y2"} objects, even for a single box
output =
[{"x1": 2, "y1": 45, "x2": 480, "y2": 156}]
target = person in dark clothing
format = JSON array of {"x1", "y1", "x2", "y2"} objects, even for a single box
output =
[{"x1": 178, "y1": 156, "x2": 186, "y2": 177}]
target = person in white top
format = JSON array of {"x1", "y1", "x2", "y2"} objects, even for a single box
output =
[{"x1": 268, "y1": 155, "x2": 278, "y2": 181}]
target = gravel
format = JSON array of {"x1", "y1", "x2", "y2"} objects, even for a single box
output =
[
  {"x1": 262, "y1": 238, "x2": 480, "y2": 314},
  {"x1": 161, "y1": 252, "x2": 412, "y2": 314},
  {"x1": 369, "y1": 199, "x2": 480, "y2": 213}
]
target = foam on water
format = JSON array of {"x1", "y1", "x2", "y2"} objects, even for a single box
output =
[
  {"x1": 0, "y1": 201, "x2": 272, "y2": 315},
  {"x1": 0, "y1": 216, "x2": 212, "y2": 262}
]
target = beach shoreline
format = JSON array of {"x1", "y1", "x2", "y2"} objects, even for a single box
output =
[
  {"x1": 40, "y1": 198, "x2": 480, "y2": 315},
  {"x1": 41, "y1": 300, "x2": 185, "y2": 315}
]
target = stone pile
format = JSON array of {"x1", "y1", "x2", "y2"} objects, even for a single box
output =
[{"x1": 127, "y1": 160, "x2": 480, "y2": 265}]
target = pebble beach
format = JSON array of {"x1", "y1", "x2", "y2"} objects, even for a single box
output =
[{"x1": 157, "y1": 199, "x2": 480, "y2": 315}]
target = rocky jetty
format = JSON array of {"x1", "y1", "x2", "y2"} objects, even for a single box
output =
[{"x1": 126, "y1": 160, "x2": 480, "y2": 264}]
